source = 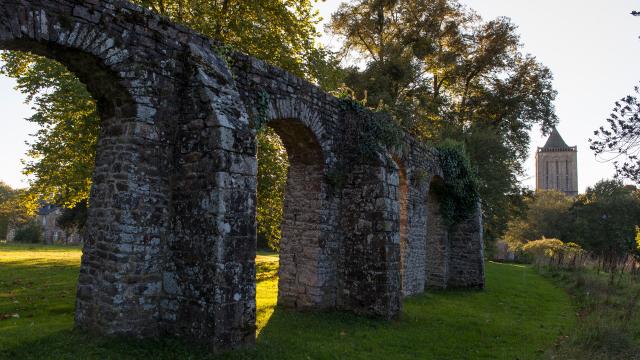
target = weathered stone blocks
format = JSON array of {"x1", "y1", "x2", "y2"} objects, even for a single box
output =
[{"x1": 0, "y1": 0, "x2": 484, "y2": 352}]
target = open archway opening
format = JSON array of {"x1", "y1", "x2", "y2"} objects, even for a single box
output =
[
  {"x1": 0, "y1": 15, "x2": 153, "y2": 333},
  {"x1": 0, "y1": 39, "x2": 134, "y2": 345},
  {"x1": 0, "y1": 37, "x2": 136, "y2": 240},
  {"x1": 425, "y1": 176, "x2": 449, "y2": 289},
  {"x1": 255, "y1": 117, "x2": 326, "y2": 330}
]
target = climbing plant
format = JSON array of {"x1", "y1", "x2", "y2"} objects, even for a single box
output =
[
  {"x1": 252, "y1": 89, "x2": 271, "y2": 131},
  {"x1": 335, "y1": 87, "x2": 404, "y2": 162},
  {"x1": 325, "y1": 87, "x2": 405, "y2": 193},
  {"x1": 434, "y1": 139, "x2": 480, "y2": 226}
]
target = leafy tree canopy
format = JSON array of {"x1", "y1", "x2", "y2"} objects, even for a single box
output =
[
  {"x1": 570, "y1": 180, "x2": 640, "y2": 259},
  {"x1": 504, "y1": 181, "x2": 640, "y2": 262},
  {"x1": 0, "y1": 182, "x2": 31, "y2": 239},
  {"x1": 503, "y1": 190, "x2": 573, "y2": 248},
  {"x1": 329, "y1": 0, "x2": 558, "y2": 243}
]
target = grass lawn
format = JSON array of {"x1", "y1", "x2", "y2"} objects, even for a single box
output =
[{"x1": 0, "y1": 244, "x2": 575, "y2": 359}]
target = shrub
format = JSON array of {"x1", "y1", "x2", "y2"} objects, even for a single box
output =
[
  {"x1": 522, "y1": 237, "x2": 585, "y2": 268},
  {"x1": 13, "y1": 222, "x2": 42, "y2": 243}
]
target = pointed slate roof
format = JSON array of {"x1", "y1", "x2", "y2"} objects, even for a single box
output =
[{"x1": 543, "y1": 127, "x2": 570, "y2": 149}]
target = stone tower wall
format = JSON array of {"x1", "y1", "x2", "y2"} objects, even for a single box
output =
[{"x1": 535, "y1": 149, "x2": 578, "y2": 196}]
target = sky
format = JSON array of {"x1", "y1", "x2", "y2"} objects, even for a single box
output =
[{"x1": 1, "y1": 0, "x2": 639, "y2": 192}]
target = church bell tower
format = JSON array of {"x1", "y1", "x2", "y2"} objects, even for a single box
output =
[{"x1": 535, "y1": 127, "x2": 578, "y2": 196}]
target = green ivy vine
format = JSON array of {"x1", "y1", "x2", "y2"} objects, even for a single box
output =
[
  {"x1": 434, "y1": 139, "x2": 480, "y2": 226},
  {"x1": 325, "y1": 88, "x2": 405, "y2": 193},
  {"x1": 252, "y1": 89, "x2": 270, "y2": 130},
  {"x1": 335, "y1": 88, "x2": 404, "y2": 161},
  {"x1": 212, "y1": 43, "x2": 235, "y2": 69}
]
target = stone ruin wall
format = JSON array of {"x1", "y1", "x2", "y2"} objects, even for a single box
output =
[{"x1": 0, "y1": 0, "x2": 485, "y2": 351}]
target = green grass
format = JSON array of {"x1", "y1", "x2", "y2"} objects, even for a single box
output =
[
  {"x1": 0, "y1": 244, "x2": 575, "y2": 359},
  {"x1": 540, "y1": 267, "x2": 640, "y2": 360}
]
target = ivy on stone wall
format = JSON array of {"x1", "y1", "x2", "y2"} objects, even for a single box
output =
[
  {"x1": 335, "y1": 88, "x2": 403, "y2": 161},
  {"x1": 252, "y1": 89, "x2": 271, "y2": 130},
  {"x1": 212, "y1": 43, "x2": 235, "y2": 69},
  {"x1": 434, "y1": 139, "x2": 480, "y2": 226},
  {"x1": 326, "y1": 89, "x2": 405, "y2": 193}
]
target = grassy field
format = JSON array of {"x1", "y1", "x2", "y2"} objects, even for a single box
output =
[
  {"x1": 0, "y1": 244, "x2": 575, "y2": 359},
  {"x1": 540, "y1": 267, "x2": 640, "y2": 359}
]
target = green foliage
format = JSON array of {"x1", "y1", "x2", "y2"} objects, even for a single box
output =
[
  {"x1": 136, "y1": 0, "x2": 331, "y2": 82},
  {"x1": 505, "y1": 180, "x2": 640, "y2": 264},
  {"x1": 412, "y1": 169, "x2": 429, "y2": 187},
  {"x1": 330, "y1": 0, "x2": 558, "y2": 244},
  {"x1": 56, "y1": 201, "x2": 88, "y2": 236},
  {"x1": 0, "y1": 183, "x2": 32, "y2": 233},
  {"x1": 590, "y1": 82, "x2": 640, "y2": 183},
  {"x1": 12, "y1": 222, "x2": 42, "y2": 243},
  {"x1": 570, "y1": 180, "x2": 640, "y2": 261},
  {"x1": 252, "y1": 89, "x2": 271, "y2": 131},
  {"x1": 0, "y1": 51, "x2": 98, "y2": 209},
  {"x1": 327, "y1": 87, "x2": 406, "y2": 193},
  {"x1": 636, "y1": 226, "x2": 640, "y2": 259},
  {"x1": 433, "y1": 139, "x2": 479, "y2": 225},
  {"x1": 256, "y1": 128, "x2": 288, "y2": 251},
  {"x1": 0, "y1": 245, "x2": 575, "y2": 359},
  {"x1": 0, "y1": 182, "x2": 16, "y2": 239},
  {"x1": 503, "y1": 190, "x2": 574, "y2": 248},
  {"x1": 522, "y1": 237, "x2": 584, "y2": 268},
  {"x1": 336, "y1": 86, "x2": 404, "y2": 161}
]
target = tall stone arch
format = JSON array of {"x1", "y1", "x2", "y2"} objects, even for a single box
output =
[
  {"x1": 261, "y1": 101, "x2": 338, "y2": 310},
  {"x1": 0, "y1": 0, "x2": 485, "y2": 351},
  {"x1": 0, "y1": 0, "x2": 177, "y2": 336},
  {"x1": 0, "y1": 0, "x2": 258, "y2": 348}
]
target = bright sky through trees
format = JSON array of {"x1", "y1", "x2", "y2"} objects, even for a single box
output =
[{"x1": 1, "y1": 0, "x2": 639, "y2": 191}]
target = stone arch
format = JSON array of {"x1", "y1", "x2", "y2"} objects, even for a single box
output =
[
  {"x1": 425, "y1": 175, "x2": 449, "y2": 289},
  {"x1": 263, "y1": 117, "x2": 336, "y2": 309},
  {"x1": 0, "y1": 1, "x2": 178, "y2": 337},
  {"x1": 264, "y1": 98, "x2": 332, "y2": 164},
  {"x1": 0, "y1": 1, "x2": 486, "y2": 350}
]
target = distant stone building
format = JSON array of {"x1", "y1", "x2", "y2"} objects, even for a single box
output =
[
  {"x1": 37, "y1": 204, "x2": 81, "y2": 244},
  {"x1": 535, "y1": 128, "x2": 578, "y2": 196}
]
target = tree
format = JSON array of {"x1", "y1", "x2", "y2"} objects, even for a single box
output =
[
  {"x1": 330, "y1": 0, "x2": 558, "y2": 244},
  {"x1": 56, "y1": 200, "x2": 88, "y2": 238},
  {"x1": 503, "y1": 190, "x2": 574, "y2": 248},
  {"x1": 12, "y1": 221, "x2": 42, "y2": 243},
  {"x1": 0, "y1": 51, "x2": 98, "y2": 209},
  {"x1": 589, "y1": 84, "x2": 640, "y2": 183},
  {"x1": 0, "y1": 183, "x2": 32, "y2": 240},
  {"x1": 256, "y1": 128, "x2": 289, "y2": 251},
  {"x1": 521, "y1": 238, "x2": 584, "y2": 269},
  {"x1": 0, "y1": 182, "x2": 15, "y2": 239},
  {"x1": 569, "y1": 180, "x2": 640, "y2": 265},
  {"x1": 635, "y1": 226, "x2": 640, "y2": 260},
  {"x1": 1, "y1": 0, "x2": 337, "y2": 247}
]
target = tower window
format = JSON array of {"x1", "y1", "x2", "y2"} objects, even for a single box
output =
[{"x1": 546, "y1": 161, "x2": 549, "y2": 188}]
